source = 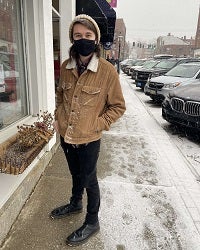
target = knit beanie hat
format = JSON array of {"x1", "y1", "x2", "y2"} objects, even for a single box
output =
[{"x1": 69, "y1": 14, "x2": 101, "y2": 44}]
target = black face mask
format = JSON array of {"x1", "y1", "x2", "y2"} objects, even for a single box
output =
[{"x1": 74, "y1": 39, "x2": 96, "y2": 56}]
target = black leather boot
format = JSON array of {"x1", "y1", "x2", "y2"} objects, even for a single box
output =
[
  {"x1": 66, "y1": 221, "x2": 100, "y2": 246},
  {"x1": 50, "y1": 199, "x2": 83, "y2": 219}
]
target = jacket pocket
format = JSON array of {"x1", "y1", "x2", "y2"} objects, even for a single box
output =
[{"x1": 81, "y1": 86, "x2": 101, "y2": 106}]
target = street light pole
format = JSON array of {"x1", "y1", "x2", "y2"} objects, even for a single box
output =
[
  {"x1": 117, "y1": 35, "x2": 123, "y2": 74},
  {"x1": 117, "y1": 41, "x2": 121, "y2": 73}
]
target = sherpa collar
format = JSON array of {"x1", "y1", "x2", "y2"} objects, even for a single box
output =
[{"x1": 66, "y1": 54, "x2": 99, "y2": 72}]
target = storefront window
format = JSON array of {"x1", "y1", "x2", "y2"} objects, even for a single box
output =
[{"x1": 0, "y1": 0, "x2": 28, "y2": 130}]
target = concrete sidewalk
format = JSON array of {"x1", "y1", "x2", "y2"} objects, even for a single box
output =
[{"x1": 1, "y1": 75, "x2": 200, "y2": 250}]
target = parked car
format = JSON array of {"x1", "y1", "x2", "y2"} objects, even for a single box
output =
[
  {"x1": 144, "y1": 62, "x2": 200, "y2": 103},
  {"x1": 127, "y1": 59, "x2": 147, "y2": 76},
  {"x1": 120, "y1": 59, "x2": 135, "y2": 72},
  {"x1": 135, "y1": 57, "x2": 200, "y2": 90},
  {"x1": 162, "y1": 82, "x2": 200, "y2": 131},
  {"x1": 123, "y1": 59, "x2": 138, "y2": 74},
  {"x1": 131, "y1": 59, "x2": 160, "y2": 80}
]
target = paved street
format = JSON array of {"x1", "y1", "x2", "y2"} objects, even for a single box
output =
[{"x1": 1, "y1": 73, "x2": 200, "y2": 250}]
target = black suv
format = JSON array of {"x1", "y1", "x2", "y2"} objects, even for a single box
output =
[
  {"x1": 135, "y1": 58, "x2": 200, "y2": 90},
  {"x1": 162, "y1": 82, "x2": 200, "y2": 130},
  {"x1": 132, "y1": 59, "x2": 160, "y2": 80}
]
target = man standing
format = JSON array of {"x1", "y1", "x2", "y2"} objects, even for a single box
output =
[{"x1": 50, "y1": 14, "x2": 126, "y2": 246}]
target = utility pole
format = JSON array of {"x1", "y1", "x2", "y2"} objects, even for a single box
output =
[{"x1": 117, "y1": 35, "x2": 123, "y2": 73}]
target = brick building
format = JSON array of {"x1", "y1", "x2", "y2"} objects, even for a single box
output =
[
  {"x1": 156, "y1": 33, "x2": 195, "y2": 57},
  {"x1": 110, "y1": 18, "x2": 127, "y2": 60}
]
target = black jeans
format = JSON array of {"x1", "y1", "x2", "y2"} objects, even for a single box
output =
[{"x1": 60, "y1": 136, "x2": 101, "y2": 224}]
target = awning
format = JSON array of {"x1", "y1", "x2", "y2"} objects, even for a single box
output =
[{"x1": 76, "y1": 0, "x2": 116, "y2": 44}]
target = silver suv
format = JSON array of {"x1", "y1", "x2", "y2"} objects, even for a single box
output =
[{"x1": 144, "y1": 62, "x2": 200, "y2": 103}]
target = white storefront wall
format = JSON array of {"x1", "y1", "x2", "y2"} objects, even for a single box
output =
[{"x1": 0, "y1": 0, "x2": 74, "y2": 245}]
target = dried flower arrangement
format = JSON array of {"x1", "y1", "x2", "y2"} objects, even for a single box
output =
[{"x1": 0, "y1": 111, "x2": 54, "y2": 175}]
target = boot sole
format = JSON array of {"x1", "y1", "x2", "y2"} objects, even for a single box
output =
[{"x1": 50, "y1": 209, "x2": 83, "y2": 220}]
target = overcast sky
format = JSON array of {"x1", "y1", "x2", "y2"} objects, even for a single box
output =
[{"x1": 115, "y1": 0, "x2": 200, "y2": 43}]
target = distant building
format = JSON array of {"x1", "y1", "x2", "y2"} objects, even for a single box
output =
[
  {"x1": 110, "y1": 18, "x2": 127, "y2": 60},
  {"x1": 156, "y1": 33, "x2": 195, "y2": 57}
]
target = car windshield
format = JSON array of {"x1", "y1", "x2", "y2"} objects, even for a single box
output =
[
  {"x1": 153, "y1": 60, "x2": 177, "y2": 69},
  {"x1": 165, "y1": 64, "x2": 200, "y2": 78},
  {"x1": 135, "y1": 60, "x2": 146, "y2": 66},
  {"x1": 144, "y1": 60, "x2": 160, "y2": 69},
  {"x1": 127, "y1": 60, "x2": 138, "y2": 66},
  {"x1": 121, "y1": 59, "x2": 132, "y2": 64}
]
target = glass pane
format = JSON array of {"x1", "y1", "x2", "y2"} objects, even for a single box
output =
[{"x1": 0, "y1": 0, "x2": 28, "y2": 130}]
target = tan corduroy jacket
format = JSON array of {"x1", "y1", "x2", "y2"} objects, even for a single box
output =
[{"x1": 55, "y1": 54, "x2": 126, "y2": 144}]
